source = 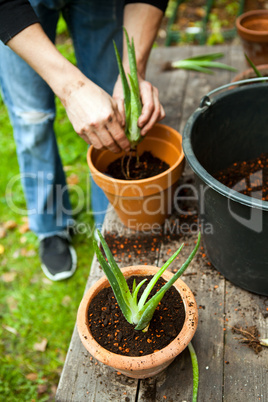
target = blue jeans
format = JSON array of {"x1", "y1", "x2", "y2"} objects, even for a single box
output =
[{"x1": 0, "y1": 0, "x2": 123, "y2": 236}]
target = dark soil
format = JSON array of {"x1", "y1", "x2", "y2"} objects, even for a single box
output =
[
  {"x1": 87, "y1": 276, "x2": 186, "y2": 357},
  {"x1": 105, "y1": 151, "x2": 170, "y2": 181},
  {"x1": 214, "y1": 153, "x2": 268, "y2": 201},
  {"x1": 232, "y1": 325, "x2": 263, "y2": 354}
]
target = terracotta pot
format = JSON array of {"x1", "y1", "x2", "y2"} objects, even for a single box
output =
[
  {"x1": 231, "y1": 63, "x2": 268, "y2": 83},
  {"x1": 77, "y1": 266, "x2": 198, "y2": 379},
  {"x1": 87, "y1": 123, "x2": 185, "y2": 231},
  {"x1": 236, "y1": 10, "x2": 268, "y2": 66}
]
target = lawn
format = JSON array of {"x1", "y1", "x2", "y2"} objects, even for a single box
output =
[{"x1": 0, "y1": 20, "x2": 95, "y2": 401}]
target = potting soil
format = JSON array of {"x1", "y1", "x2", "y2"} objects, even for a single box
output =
[
  {"x1": 87, "y1": 276, "x2": 186, "y2": 357},
  {"x1": 106, "y1": 151, "x2": 170, "y2": 180},
  {"x1": 214, "y1": 152, "x2": 268, "y2": 201}
]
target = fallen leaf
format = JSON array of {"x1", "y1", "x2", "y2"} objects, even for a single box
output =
[
  {"x1": 19, "y1": 222, "x2": 29, "y2": 234},
  {"x1": 3, "y1": 220, "x2": 17, "y2": 230},
  {"x1": 1, "y1": 272, "x2": 17, "y2": 282},
  {"x1": 0, "y1": 244, "x2": 5, "y2": 254},
  {"x1": 61, "y1": 295, "x2": 72, "y2": 307},
  {"x1": 12, "y1": 249, "x2": 20, "y2": 259},
  {"x1": 63, "y1": 165, "x2": 73, "y2": 172},
  {"x1": 20, "y1": 236, "x2": 27, "y2": 244},
  {"x1": 34, "y1": 338, "x2": 48, "y2": 352},
  {"x1": 37, "y1": 384, "x2": 48, "y2": 394},
  {"x1": 26, "y1": 373, "x2": 38, "y2": 381},
  {"x1": 42, "y1": 277, "x2": 52, "y2": 285},
  {"x1": 0, "y1": 226, "x2": 7, "y2": 239},
  {"x1": 67, "y1": 173, "x2": 79, "y2": 185},
  {"x1": 6, "y1": 296, "x2": 18, "y2": 311},
  {"x1": 20, "y1": 248, "x2": 36, "y2": 257},
  {"x1": 2, "y1": 324, "x2": 18, "y2": 335}
]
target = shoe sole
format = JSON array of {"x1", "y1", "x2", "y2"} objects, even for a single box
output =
[{"x1": 41, "y1": 245, "x2": 77, "y2": 281}]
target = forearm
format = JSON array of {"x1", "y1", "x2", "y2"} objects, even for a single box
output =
[
  {"x1": 6, "y1": 23, "x2": 86, "y2": 103},
  {"x1": 123, "y1": 3, "x2": 164, "y2": 78}
]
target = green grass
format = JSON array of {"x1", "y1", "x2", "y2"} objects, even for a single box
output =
[{"x1": 0, "y1": 20, "x2": 95, "y2": 401}]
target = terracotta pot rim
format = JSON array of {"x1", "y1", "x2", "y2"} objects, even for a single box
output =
[
  {"x1": 77, "y1": 266, "x2": 198, "y2": 372},
  {"x1": 231, "y1": 64, "x2": 268, "y2": 83},
  {"x1": 236, "y1": 10, "x2": 268, "y2": 40},
  {"x1": 87, "y1": 123, "x2": 185, "y2": 186}
]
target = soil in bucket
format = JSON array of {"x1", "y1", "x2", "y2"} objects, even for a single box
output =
[
  {"x1": 87, "y1": 275, "x2": 185, "y2": 357},
  {"x1": 213, "y1": 152, "x2": 268, "y2": 201},
  {"x1": 105, "y1": 151, "x2": 170, "y2": 180}
]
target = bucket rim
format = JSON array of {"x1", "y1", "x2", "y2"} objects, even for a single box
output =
[{"x1": 182, "y1": 85, "x2": 268, "y2": 212}]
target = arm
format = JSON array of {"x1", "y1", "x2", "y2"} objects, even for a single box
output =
[
  {"x1": 113, "y1": 2, "x2": 167, "y2": 135},
  {"x1": 1, "y1": 4, "x2": 130, "y2": 153}
]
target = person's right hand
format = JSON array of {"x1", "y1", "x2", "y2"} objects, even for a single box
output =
[{"x1": 62, "y1": 78, "x2": 131, "y2": 153}]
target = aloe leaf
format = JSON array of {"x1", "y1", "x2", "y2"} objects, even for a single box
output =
[
  {"x1": 123, "y1": 28, "x2": 139, "y2": 94},
  {"x1": 244, "y1": 53, "x2": 263, "y2": 78},
  {"x1": 135, "y1": 233, "x2": 201, "y2": 330},
  {"x1": 171, "y1": 61, "x2": 214, "y2": 74},
  {"x1": 93, "y1": 240, "x2": 133, "y2": 323},
  {"x1": 197, "y1": 60, "x2": 237, "y2": 71},
  {"x1": 188, "y1": 342, "x2": 199, "y2": 402},
  {"x1": 96, "y1": 230, "x2": 134, "y2": 308},
  {"x1": 127, "y1": 74, "x2": 142, "y2": 146},
  {"x1": 183, "y1": 52, "x2": 224, "y2": 61},
  {"x1": 138, "y1": 243, "x2": 184, "y2": 310},
  {"x1": 132, "y1": 278, "x2": 136, "y2": 293},
  {"x1": 113, "y1": 40, "x2": 131, "y2": 130},
  {"x1": 132, "y1": 278, "x2": 147, "y2": 305}
]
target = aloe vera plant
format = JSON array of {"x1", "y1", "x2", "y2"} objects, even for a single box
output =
[
  {"x1": 244, "y1": 53, "x2": 264, "y2": 79},
  {"x1": 113, "y1": 28, "x2": 142, "y2": 149},
  {"x1": 93, "y1": 230, "x2": 201, "y2": 331},
  {"x1": 163, "y1": 52, "x2": 237, "y2": 74}
]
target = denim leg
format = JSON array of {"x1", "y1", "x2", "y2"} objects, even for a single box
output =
[
  {"x1": 62, "y1": 0, "x2": 124, "y2": 227},
  {"x1": 0, "y1": 3, "x2": 72, "y2": 236}
]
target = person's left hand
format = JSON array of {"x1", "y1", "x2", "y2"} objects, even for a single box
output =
[{"x1": 113, "y1": 73, "x2": 165, "y2": 136}]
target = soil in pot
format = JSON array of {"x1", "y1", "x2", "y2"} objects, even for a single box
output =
[
  {"x1": 87, "y1": 275, "x2": 186, "y2": 357},
  {"x1": 213, "y1": 152, "x2": 268, "y2": 201},
  {"x1": 105, "y1": 151, "x2": 170, "y2": 180}
]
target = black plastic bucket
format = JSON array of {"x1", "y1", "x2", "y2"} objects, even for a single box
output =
[{"x1": 183, "y1": 79, "x2": 268, "y2": 296}]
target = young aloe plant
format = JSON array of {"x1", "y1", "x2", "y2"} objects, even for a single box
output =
[
  {"x1": 163, "y1": 52, "x2": 237, "y2": 74},
  {"x1": 244, "y1": 53, "x2": 264, "y2": 79},
  {"x1": 93, "y1": 230, "x2": 201, "y2": 331},
  {"x1": 113, "y1": 28, "x2": 142, "y2": 149}
]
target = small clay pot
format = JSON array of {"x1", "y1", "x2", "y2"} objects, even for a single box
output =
[
  {"x1": 87, "y1": 124, "x2": 185, "y2": 231},
  {"x1": 77, "y1": 266, "x2": 198, "y2": 379},
  {"x1": 231, "y1": 64, "x2": 268, "y2": 83},
  {"x1": 236, "y1": 10, "x2": 268, "y2": 66}
]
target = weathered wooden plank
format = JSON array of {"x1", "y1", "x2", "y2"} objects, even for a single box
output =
[
  {"x1": 56, "y1": 215, "x2": 139, "y2": 402},
  {"x1": 147, "y1": 46, "x2": 191, "y2": 130},
  {"x1": 138, "y1": 44, "x2": 241, "y2": 401},
  {"x1": 223, "y1": 281, "x2": 268, "y2": 402},
  {"x1": 57, "y1": 45, "x2": 267, "y2": 402}
]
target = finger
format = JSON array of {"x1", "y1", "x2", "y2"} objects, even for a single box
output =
[
  {"x1": 79, "y1": 130, "x2": 103, "y2": 149},
  {"x1": 140, "y1": 88, "x2": 163, "y2": 136},
  {"x1": 114, "y1": 98, "x2": 125, "y2": 128},
  {"x1": 97, "y1": 125, "x2": 122, "y2": 153},
  {"x1": 106, "y1": 116, "x2": 130, "y2": 152},
  {"x1": 138, "y1": 81, "x2": 155, "y2": 127}
]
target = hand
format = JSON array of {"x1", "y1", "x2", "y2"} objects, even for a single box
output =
[
  {"x1": 113, "y1": 73, "x2": 165, "y2": 136},
  {"x1": 62, "y1": 78, "x2": 130, "y2": 153}
]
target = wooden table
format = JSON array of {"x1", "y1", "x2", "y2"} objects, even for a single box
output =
[{"x1": 56, "y1": 45, "x2": 268, "y2": 402}]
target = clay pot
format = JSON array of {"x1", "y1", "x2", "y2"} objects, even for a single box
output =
[
  {"x1": 236, "y1": 10, "x2": 268, "y2": 66},
  {"x1": 87, "y1": 124, "x2": 185, "y2": 231},
  {"x1": 231, "y1": 64, "x2": 268, "y2": 83},
  {"x1": 77, "y1": 266, "x2": 198, "y2": 379}
]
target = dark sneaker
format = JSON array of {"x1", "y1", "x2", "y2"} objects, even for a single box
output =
[{"x1": 39, "y1": 235, "x2": 77, "y2": 281}]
